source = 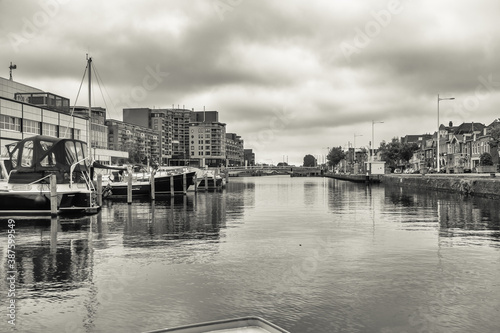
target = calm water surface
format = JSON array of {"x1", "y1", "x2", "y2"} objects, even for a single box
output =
[{"x1": 1, "y1": 176, "x2": 500, "y2": 333}]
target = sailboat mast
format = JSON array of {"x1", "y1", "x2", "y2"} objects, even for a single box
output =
[{"x1": 87, "y1": 55, "x2": 93, "y2": 163}]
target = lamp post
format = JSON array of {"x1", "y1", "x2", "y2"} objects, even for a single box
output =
[
  {"x1": 370, "y1": 121, "x2": 383, "y2": 176},
  {"x1": 353, "y1": 134, "x2": 362, "y2": 173},
  {"x1": 371, "y1": 121, "x2": 384, "y2": 162},
  {"x1": 437, "y1": 94, "x2": 455, "y2": 172}
]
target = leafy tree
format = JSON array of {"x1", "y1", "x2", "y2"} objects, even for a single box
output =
[
  {"x1": 379, "y1": 138, "x2": 400, "y2": 170},
  {"x1": 303, "y1": 154, "x2": 316, "y2": 167},
  {"x1": 277, "y1": 162, "x2": 288, "y2": 167},
  {"x1": 378, "y1": 138, "x2": 419, "y2": 170},
  {"x1": 488, "y1": 126, "x2": 500, "y2": 165},
  {"x1": 400, "y1": 142, "x2": 419, "y2": 164},
  {"x1": 327, "y1": 146, "x2": 345, "y2": 167},
  {"x1": 128, "y1": 149, "x2": 143, "y2": 164},
  {"x1": 480, "y1": 152, "x2": 493, "y2": 166}
]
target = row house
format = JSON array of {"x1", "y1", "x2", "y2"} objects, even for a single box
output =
[
  {"x1": 403, "y1": 134, "x2": 432, "y2": 170},
  {"x1": 410, "y1": 121, "x2": 493, "y2": 172}
]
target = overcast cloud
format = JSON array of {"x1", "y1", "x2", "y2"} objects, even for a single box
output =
[{"x1": 1, "y1": 0, "x2": 500, "y2": 165}]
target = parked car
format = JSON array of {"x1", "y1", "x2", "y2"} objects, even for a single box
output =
[{"x1": 394, "y1": 168, "x2": 402, "y2": 174}]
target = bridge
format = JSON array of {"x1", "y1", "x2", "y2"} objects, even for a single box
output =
[{"x1": 223, "y1": 165, "x2": 323, "y2": 177}]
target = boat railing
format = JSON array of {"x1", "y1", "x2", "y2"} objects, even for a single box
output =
[{"x1": 70, "y1": 158, "x2": 95, "y2": 191}]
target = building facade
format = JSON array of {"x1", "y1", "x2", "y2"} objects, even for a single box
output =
[
  {"x1": 106, "y1": 119, "x2": 159, "y2": 165},
  {"x1": 225, "y1": 133, "x2": 244, "y2": 166},
  {"x1": 244, "y1": 149, "x2": 255, "y2": 166},
  {"x1": 189, "y1": 111, "x2": 226, "y2": 167},
  {"x1": 0, "y1": 77, "x2": 87, "y2": 155}
]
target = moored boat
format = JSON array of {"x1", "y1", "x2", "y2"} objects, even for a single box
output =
[
  {"x1": 0, "y1": 135, "x2": 99, "y2": 215},
  {"x1": 101, "y1": 167, "x2": 196, "y2": 197},
  {"x1": 195, "y1": 168, "x2": 226, "y2": 190}
]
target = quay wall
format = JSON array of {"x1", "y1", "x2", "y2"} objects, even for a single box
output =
[{"x1": 381, "y1": 174, "x2": 500, "y2": 198}]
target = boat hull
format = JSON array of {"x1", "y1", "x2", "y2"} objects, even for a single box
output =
[
  {"x1": 105, "y1": 171, "x2": 196, "y2": 197},
  {"x1": 197, "y1": 177, "x2": 225, "y2": 189},
  {"x1": 0, "y1": 190, "x2": 95, "y2": 216}
]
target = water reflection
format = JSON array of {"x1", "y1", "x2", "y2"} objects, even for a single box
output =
[
  {"x1": 384, "y1": 184, "x2": 500, "y2": 247},
  {"x1": 2, "y1": 178, "x2": 500, "y2": 333}
]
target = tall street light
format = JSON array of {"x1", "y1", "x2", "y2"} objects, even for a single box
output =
[
  {"x1": 437, "y1": 94, "x2": 455, "y2": 172},
  {"x1": 371, "y1": 120, "x2": 384, "y2": 162},
  {"x1": 353, "y1": 133, "x2": 362, "y2": 173},
  {"x1": 370, "y1": 120, "x2": 384, "y2": 176}
]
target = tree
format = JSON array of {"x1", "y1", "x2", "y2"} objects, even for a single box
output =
[
  {"x1": 327, "y1": 146, "x2": 345, "y2": 167},
  {"x1": 379, "y1": 138, "x2": 400, "y2": 170},
  {"x1": 303, "y1": 154, "x2": 316, "y2": 167},
  {"x1": 488, "y1": 126, "x2": 500, "y2": 165},
  {"x1": 480, "y1": 152, "x2": 493, "y2": 166},
  {"x1": 127, "y1": 149, "x2": 143, "y2": 164},
  {"x1": 378, "y1": 138, "x2": 419, "y2": 170},
  {"x1": 277, "y1": 162, "x2": 288, "y2": 167},
  {"x1": 400, "y1": 142, "x2": 419, "y2": 165}
]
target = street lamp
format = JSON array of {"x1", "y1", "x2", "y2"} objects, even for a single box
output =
[
  {"x1": 371, "y1": 121, "x2": 384, "y2": 162},
  {"x1": 353, "y1": 134, "x2": 362, "y2": 173},
  {"x1": 437, "y1": 94, "x2": 455, "y2": 172},
  {"x1": 370, "y1": 120, "x2": 383, "y2": 176}
]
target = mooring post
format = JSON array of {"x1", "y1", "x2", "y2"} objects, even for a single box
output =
[
  {"x1": 183, "y1": 173, "x2": 187, "y2": 194},
  {"x1": 96, "y1": 174, "x2": 102, "y2": 207},
  {"x1": 194, "y1": 173, "x2": 198, "y2": 192},
  {"x1": 150, "y1": 171, "x2": 155, "y2": 200},
  {"x1": 50, "y1": 174, "x2": 58, "y2": 216},
  {"x1": 204, "y1": 173, "x2": 208, "y2": 190},
  {"x1": 170, "y1": 175, "x2": 174, "y2": 195},
  {"x1": 127, "y1": 169, "x2": 133, "y2": 204}
]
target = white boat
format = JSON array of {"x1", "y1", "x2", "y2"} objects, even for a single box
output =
[
  {"x1": 142, "y1": 317, "x2": 289, "y2": 333},
  {"x1": 0, "y1": 135, "x2": 99, "y2": 215},
  {"x1": 195, "y1": 168, "x2": 226, "y2": 190}
]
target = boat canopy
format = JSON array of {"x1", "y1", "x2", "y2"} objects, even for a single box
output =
[{"x1": 5, "y1": 135, "x2": 89, "y2": 173}]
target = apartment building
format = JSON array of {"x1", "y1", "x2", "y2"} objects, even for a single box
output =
[
  {"x1": 189, "y1": 111, "x2": 226, "y2": 167},
  {"x1": 226, "y1": 133, "x2": 244, "y2": 166},
  {"x1": 106, "y1": 119, "x2": 159, "y2": 164}
]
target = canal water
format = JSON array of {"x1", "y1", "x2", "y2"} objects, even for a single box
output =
[{"x1": 1, "y1": 175, "x2": 500, "y2": 333}]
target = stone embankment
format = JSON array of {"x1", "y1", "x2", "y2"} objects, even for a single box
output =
[{"x1": 382, "y1": 174, "x2": 500, "y2": 198}]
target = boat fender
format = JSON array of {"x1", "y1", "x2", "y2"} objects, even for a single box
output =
[{"x1": 34, "y1": 194, "x2": 49, "y2": 208}]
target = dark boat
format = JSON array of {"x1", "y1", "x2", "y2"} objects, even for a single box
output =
[
  {"x1": 0, "y1": 135, "x2": 99, "y2": 215},
  {"x1": 103, "y1": 168, "x2": 196, "y2": 197}
]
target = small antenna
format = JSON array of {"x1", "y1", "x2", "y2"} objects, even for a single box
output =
[{"x1": 9, "y1": 62, "x2": 17, "y2": 81}]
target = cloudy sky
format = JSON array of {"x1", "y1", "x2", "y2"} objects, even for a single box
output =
[{"x1": 1, "y1": 0, "x2": 500, "y2": 165}]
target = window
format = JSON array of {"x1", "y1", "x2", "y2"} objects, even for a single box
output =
[
  {"x1": 59, "y1": 126, "x2": 73, "y2": 138},
  {"x1": 42, "y1": 123, "x2": 57, "y2": 137},
  {"x1": 0, "y1": 115, "x2": 21, "y2": 131},
  {"x1": 23, "y1": 119, "x2": 41, "y2": 134},
  {"x1": 21, "y1": 140, "x2": 34, "y2": 167}
]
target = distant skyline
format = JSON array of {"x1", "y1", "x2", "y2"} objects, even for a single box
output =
[{"x1": 1, "y1": 0, "x2": 500, "y2": 165}]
